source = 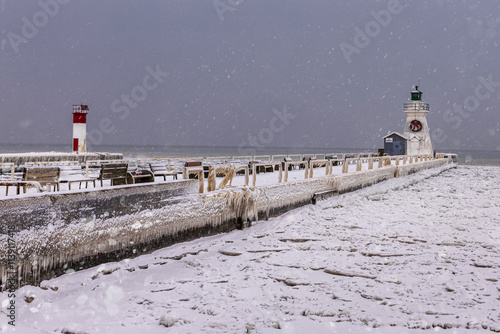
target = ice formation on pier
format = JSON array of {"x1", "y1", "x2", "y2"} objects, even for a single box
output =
[{"x1": 0, "y1": 159, "x2": 452, "y2": 288}]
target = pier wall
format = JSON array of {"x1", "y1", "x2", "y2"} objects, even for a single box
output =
[
  {"x1": 0, "y1": 158, "x2": 453, "y2": 289},
  {"x1": 395, "y1": 159, "x2": 450, "y2": 177},
  {"x1": 0, "y1": 180, "x2": 198, "y2": 231},
  {"x1": 0, "y1": 152, "x2": 123, "y2": 165}
]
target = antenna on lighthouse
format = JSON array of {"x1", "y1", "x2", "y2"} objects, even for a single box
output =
[{"x1": 72, "y1": 104, "x2": 88, "y2": 153}]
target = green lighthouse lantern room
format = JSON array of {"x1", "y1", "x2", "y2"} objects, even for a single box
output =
[{"x1": 410, "y1": 86, "x2": 422, "y2": 101}]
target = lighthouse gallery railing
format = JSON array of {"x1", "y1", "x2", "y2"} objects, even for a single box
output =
[{"x1": 403, "y1": 102, "x2": 430, "y2": 111}]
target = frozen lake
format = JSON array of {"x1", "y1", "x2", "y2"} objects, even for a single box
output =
[{"x1": 2, "y1": 165, "x2": 499, "y2": 333}]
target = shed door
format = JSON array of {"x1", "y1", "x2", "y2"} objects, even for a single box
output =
[{"x1": 393, "y1": 142, "x2": 403, "y2": 155}]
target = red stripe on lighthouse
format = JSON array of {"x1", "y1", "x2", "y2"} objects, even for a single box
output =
[{"x1": 73, "y1": 113, "x2": 87, "y2": 123}]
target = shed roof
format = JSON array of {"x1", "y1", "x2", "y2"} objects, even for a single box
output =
[{"x1": 383, "y1": 132, "x2": 408, "y2": 140}]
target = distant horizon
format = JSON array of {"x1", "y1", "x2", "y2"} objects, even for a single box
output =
[{"x1": 1, "y1": 142, "x2": 499, "y2": 153}]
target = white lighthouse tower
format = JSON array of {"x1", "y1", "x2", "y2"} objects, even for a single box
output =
[
  {"x1": 72, "y1": 104, "x2": 88, "y2": 153},
  {"x1": 402, "y1": 86, "x2": 433, "y2": 156}
]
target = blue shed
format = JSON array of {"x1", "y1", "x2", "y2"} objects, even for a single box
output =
[{"x1": 383, "y1": 132, "x2": 408, "y2": 156}]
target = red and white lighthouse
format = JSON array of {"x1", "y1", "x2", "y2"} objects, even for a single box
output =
[{"x1": 72, "y1": 104, "x2": 88, "y2": 153}]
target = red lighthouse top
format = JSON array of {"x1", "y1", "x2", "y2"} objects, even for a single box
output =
[{"x1": 73, "y1": 104, "x2": 88, "y2": 123}]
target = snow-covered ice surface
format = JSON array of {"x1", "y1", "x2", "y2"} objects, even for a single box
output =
[{"x1": 1, "y1": 165, "x2": 499, "y2": 333}]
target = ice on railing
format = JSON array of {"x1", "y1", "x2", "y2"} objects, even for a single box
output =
[{"x1": 0, "y1": 152, "x2": 123, "y2": 166}]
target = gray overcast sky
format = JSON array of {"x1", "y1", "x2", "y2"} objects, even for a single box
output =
[{"x1": 1, "y1": 0, "x2": 499, "y2": 151}]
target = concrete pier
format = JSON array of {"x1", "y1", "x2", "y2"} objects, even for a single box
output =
[
  {"x1": 0, "y1": 158, "x2": 454, "y2": 289},
  {"x1": 0, "y1": 152, "x2": 123, "y2": 166}
]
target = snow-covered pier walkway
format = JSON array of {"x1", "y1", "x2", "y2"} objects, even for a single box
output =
[
  {"x1": 4, "y1": 165, "x2": 499, "y2": 333},
  {"x1": 1, "y1": 158, "x2": 452, "y2": 290}
]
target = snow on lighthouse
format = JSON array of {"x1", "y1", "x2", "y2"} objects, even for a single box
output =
[
  {"x1": 72, "y1": 104, "x2": 88, "y2": 153},
  {"x1": 402, "y1": 86, "x2": 434, "y2": 156}
]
